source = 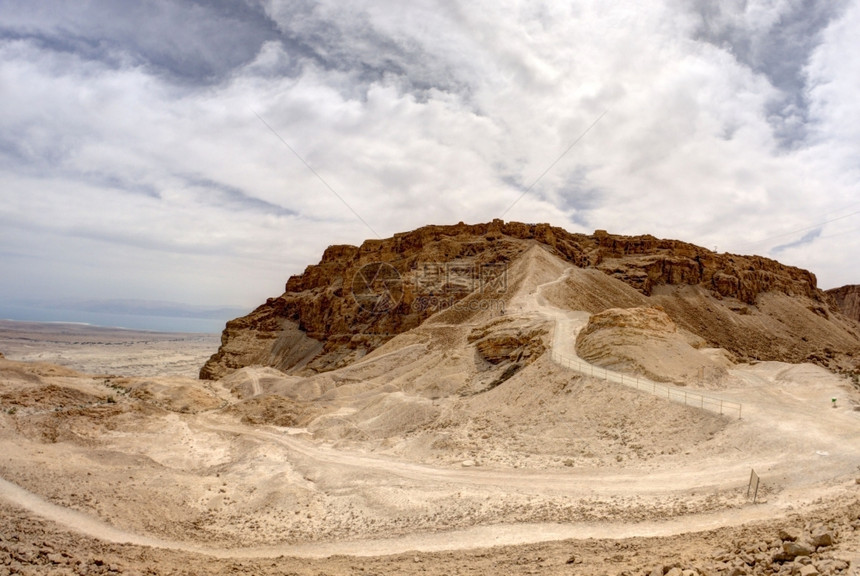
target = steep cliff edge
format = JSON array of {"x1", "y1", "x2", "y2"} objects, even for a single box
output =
[
  {"x1": 200, "y1": 221, "x2": 526, "y2": 379},
  {"x1": 201, "y1": 220, "x2": 858, "y2": 380},
  {"x1": 827, "y1": 285, "x2": 860, "y2": 323}
]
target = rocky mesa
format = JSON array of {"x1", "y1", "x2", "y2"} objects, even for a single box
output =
[
  {"x1": 201, "y1": 220, "x2": 860, "y2": 380},
  {"x1": 827, "y1": 284, "x2": 860, "y2": 323}
]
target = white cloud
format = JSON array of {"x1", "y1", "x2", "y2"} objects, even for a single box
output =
[{"x1": 1, "y1": 0, "x2": 858, "y2": 322}]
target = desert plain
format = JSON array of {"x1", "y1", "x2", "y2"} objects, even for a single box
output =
[{"x1": 1, "y1": 241, "x2": 859, "y2": 576}]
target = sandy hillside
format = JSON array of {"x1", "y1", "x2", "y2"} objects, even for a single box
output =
[
  {"x1": 0, "y1": 244, "x2": 859, "y2": 575},
  {"x1": 202, "y1": 222, "x2": 860, "y2": 381}
]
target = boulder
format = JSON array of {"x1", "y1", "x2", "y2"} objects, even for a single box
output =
[
  {"x1": 782, "y1": 541, "x2": 814, "y2": 559},
  {"x1": 809, "y1": 530, "x2": 834, "y2": 548},
  {"x1": 778, "y1": 528, "x2": 799, "y2": 542}
]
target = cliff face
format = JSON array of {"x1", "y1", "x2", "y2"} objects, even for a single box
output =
[
  {"x1": 827, "y1": 285, "x2": 860, "y2": 323},
  {"x1": 200, "y1": 221, "x2": 526, "y2": 379},
  {"x1": 200, "y1": 220, "x2": 850, "y2": 380}
]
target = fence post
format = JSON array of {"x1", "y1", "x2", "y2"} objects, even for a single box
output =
[{"x1": 747, "y1": 469, "x2": 760, "y2": 503}]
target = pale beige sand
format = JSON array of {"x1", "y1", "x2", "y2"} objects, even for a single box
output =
[
  {"x1": 0, "y1": 320, "x2": 218, "y2": 377},
  {"x1": 0, "y1": 251, "x2": 859, "y2": 574}
]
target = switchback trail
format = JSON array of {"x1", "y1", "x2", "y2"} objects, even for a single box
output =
[
  {"x1": 1, "y1": 261, "x2": 858, "y2": 558},
  {"x1": 529, "y1": 267, "x2": 742, "y2": 417}
]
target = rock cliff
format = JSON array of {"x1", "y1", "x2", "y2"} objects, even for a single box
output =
[
  {"x1": 201, "y1": 220, "x2": 857, "y2": 379},
  {"x1": 826, "y1": 285, "x2": 860, "y2": 323},
  {"x1": 201, "y1": 221, "x2": 526, "y2": 379}
]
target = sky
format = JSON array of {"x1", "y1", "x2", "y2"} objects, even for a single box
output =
[{"x1": 1, "y1": 0, "x2": 859, "y2": 329}]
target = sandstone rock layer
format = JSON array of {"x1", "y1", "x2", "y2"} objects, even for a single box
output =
[
  {"x1": 826, "y1": 284, "x2": 860, "y2": 322},
  {"x1": 201, "y1": 221, "x2": 860, "y2": 380}
]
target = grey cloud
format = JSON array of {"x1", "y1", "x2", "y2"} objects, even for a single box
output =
[
  {"x1": 82, "y1": 173, "x2": 163, "y2": 200},
  {"x1": 0, "y1": 121, "x2": 79, "y2": 170},
  {"x1": 0, "y1": 28, "x2": 127, "y2": 70},
  {"x1": 0, "y1": 211, "x2": 205, "y2": 256},
  {"x1": 0, "y1": 155, "x2": 164, "y2": 200},
  {"x1": 266, "y1": 0, "x2": 478, "y2": 100},
  {"x1": 1, "y1": 0, "x2": 476, "y2": 96},
  {"x1": 66, "y1": 224, "x2": 227, "y2": 256},
  {"x1": 182, "y1": 175, "x2": 298, "y2": 218},
  {"x1": 771, "y1": 227, "x2": 822, "y2": 253},
  {"x1": 0, "y1": 0, "x2": 281, "y2": 84},
  {"x1": 0, "y1": 135, "x2": 35, "y2": 166},
  {"x1": 689, "y1": 0, "x2": 849, "y2": 148},
  {"x1": 557, "y1": 169, "x2": 602, "y2": 214}
]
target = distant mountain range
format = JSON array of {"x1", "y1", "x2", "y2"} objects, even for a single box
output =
[{"x1": 13, "y1": 298, "x2": 248, "y2": 320}]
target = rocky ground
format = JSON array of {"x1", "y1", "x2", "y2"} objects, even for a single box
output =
[
  {"x1": 1, "y1": 243, "x2": 859, "y2": 575},
  {"x1": 1, "y1": 317, "x2": 859, "y2": 575},
  {"x1": 0, "y1": 494, "x2": 858, "y2": 575}
]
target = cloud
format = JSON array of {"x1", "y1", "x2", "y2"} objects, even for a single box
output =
[
  {"x1": 686, "y1": 0, "x2": 850, "y2": 148},
  {"x1": 771, "y1": 227, "x2": 823, "y2": 253},
  {"x1": 0, "y1": 0, "x2": 281, "y2": 83},
  {"x1": 179, "y1": 175, "x2": 298, "y2": 218},
  {"x1": 1, "y1": 0, "x2": 859, "y2": 321}
]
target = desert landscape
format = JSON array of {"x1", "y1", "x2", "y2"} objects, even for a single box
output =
[{"x1": 1, "y1": 222, "x2": 859, "y2": 576}]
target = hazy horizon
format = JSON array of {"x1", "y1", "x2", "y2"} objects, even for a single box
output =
[
  {"x1": 1, "y1": 1, "x2": 858, "y2": 310},
  {"x1": 0, "y1": 298, "x2": 249, "y2": 333}
]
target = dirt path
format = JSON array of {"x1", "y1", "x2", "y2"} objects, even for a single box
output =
[
  {"x1": 247, "y1": 367, "x2": 263, "y2": 396},
  {"x1": 1, "y1": 395, "x2": 856, "y2": 559},
  {"x1": 524, "y1": 263, "x2": 860, "y2": 484},
  {"x1": 0, "y1": 472, "x2": 839, "y2": 559},
  {"x1": 197, "y1": 415, "x2": 758, "y2": 495},
  {"x1": 0, "y1": 263, "x2": 858, "y2": 558},
  {"x1": 528, "y1": 267, "x2": 742, "y2": 417}
]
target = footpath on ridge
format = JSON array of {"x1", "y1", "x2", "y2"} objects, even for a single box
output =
[{"x1": 528, "y1": 267, "x2": 743, "y2": 418}]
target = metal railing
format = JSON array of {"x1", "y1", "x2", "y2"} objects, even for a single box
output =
[{"x1": 551, "y1": 350, "x2": 743, "y2": 419}]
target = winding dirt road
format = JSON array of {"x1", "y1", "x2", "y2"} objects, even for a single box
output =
[
  {"x1": 0, "y1": 472, "x2": 841, "y2": 559},
  {"x1": 1, "y1": 265, "x2": 859, "y2": 558}
]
